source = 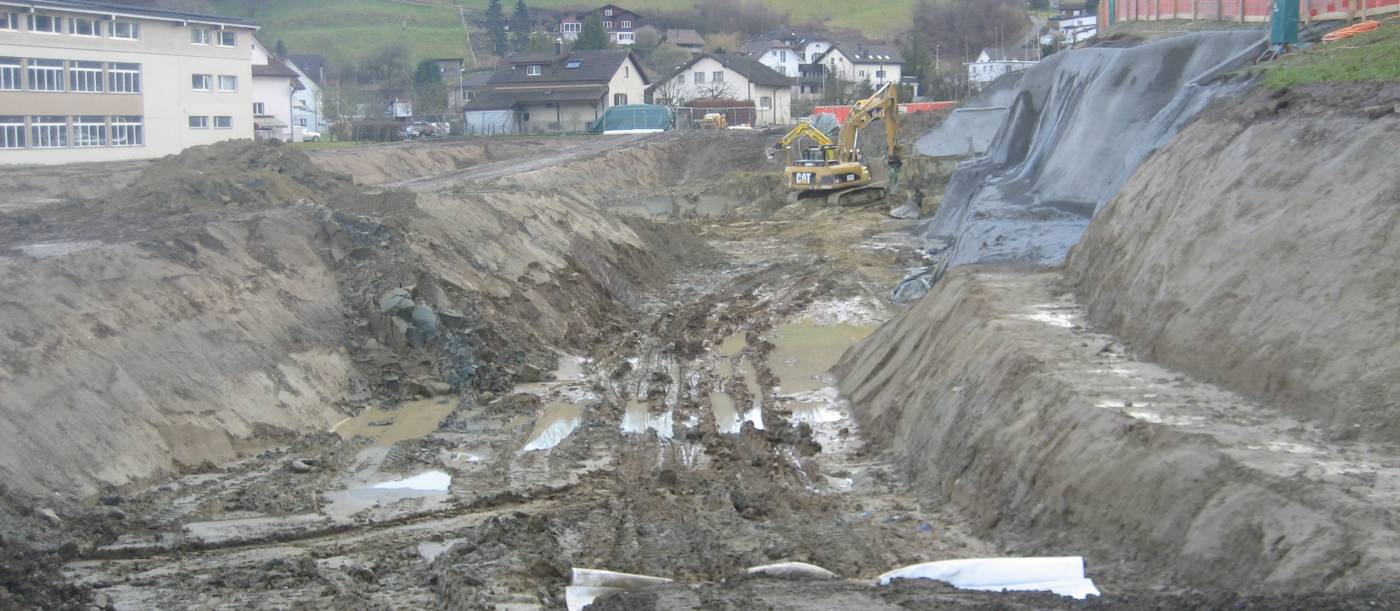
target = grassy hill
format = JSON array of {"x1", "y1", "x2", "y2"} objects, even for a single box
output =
[{"x1": 201, "y1": 0, "x2": 922, "y2": 67}]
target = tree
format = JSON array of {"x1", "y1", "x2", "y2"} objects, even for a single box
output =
[
  {"x1": 703, "y1": 32, "x2": 742, "y2": 53},
  {"x1": 413, "y1": 59, "x2": 448, "y2": 115},
  {"x1": 274, "y1": 39, "x2": 287, "y2": 57},
  {"x1": 1086, "y1": 0, "x2": 1101, "y2": 13},
  {"x1": 909, "y1": 0, "x2": 1028, "y2": 64},
  {"x1": 485, "y1": 0, "x2": 509, "y2": 55},
  {"x1": 634, "y1": 25, "x2": 663, "y2": 49},
  {"x1": 1030, "y1": 0, "x2": 1049, "y2": 9},
  {"x1": 646, "y1": 41, "x2": 692, "y2": 76},
  {"x1": 697, "y1": 79, "x2": 736, "y2": 99},
  {"x1": 526, "y1": 32, "x2": 559, "y2": 53},
  {"x1": 510, "y1": 0, "x2": 532, "y2": 51},
  {"x1": 821, "y1": 70, "x2": 855, "y2": 105},
  {"x1": 575, "y1": 13, "x2": 610, "y2": 51}
]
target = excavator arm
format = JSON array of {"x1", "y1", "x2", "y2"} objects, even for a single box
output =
[
  {"x1": 836, "y1": 83, "x2": 901, "y2": 166},
  {"x1": 768, "y1": 121, "x2": 835, "y2": 160}
]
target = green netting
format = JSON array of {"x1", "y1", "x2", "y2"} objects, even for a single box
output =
[{"x1": 589, "y1": 105, "x2": 673, "y2": 133}]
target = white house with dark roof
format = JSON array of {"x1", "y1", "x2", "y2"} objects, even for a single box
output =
[
  {"x1": 463, "y1": 48, "x2": 646, "y2": 134},
  {"x1": 739, "y1": 38, "x2": 799, "y2": 77},
  {"x1": 814, "y1": 43, "x2": 903, "y2": 90},
  {"x1": 650, "y1": 53, "x2": 794, "y2": 127},
  {"x1": 250, "y1": 37, "x2": 303, "y2": 140},
  {"x1": 967, "y1": 47, "x2": 1039, "y2": 90}
]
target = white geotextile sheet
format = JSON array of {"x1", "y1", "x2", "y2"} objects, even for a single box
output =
[{"x1": 875, "y1": 556, "x2": 1100, "y2": 599}]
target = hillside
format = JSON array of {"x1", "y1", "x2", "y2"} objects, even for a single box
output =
[{"x1": 190, "y1": 0, "x2": 924, "y2": 65}]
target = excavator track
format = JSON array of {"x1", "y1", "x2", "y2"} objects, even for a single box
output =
[{"x1": 827, "y1": 185, "x2": 887, "y2": 207}]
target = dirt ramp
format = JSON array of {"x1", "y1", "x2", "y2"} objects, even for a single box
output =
[
  {"x1": 1067, "y1": 86, "x2": 1400, "y2": 440},
  {"x1": 922, "y1": 30, "x2": 1261, "y2": 268},
  {"x1": 309, "y1": 139, "x2": 547, "y2": 186}
]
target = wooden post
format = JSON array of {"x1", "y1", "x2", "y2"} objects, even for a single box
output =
[
  {"x1": 1216, "y1": 0, "x2": 1224, "y2": 21},
  {"x1": 1193, "y1": 0, "x2": 1200, "y2": 20},
  {"x1": 1240, "y1": 0, "x2": 1246, "y2": 22}
]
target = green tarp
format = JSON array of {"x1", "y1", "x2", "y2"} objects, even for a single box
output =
[{"x1": 590, "y1": 105, "x2": 673, "y2": 133}]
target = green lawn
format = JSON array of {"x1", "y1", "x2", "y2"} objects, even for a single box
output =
[
  {"x1": 1263, "y1": 21, "x2": 1400, "y2": 88},
  {"x1": 205, "y1": 0, "x2": 925, "y2": 67},
  {"x1": 210, "y1": 0, "x2": 471, "y2": 64},
  {"x1": 466, "y1": 0, "x2": 923, "y2": 37}
]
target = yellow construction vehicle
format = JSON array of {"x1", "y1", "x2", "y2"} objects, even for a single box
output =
[
  {"x1": 699, "y1": 112, "x2": 728, "y2": 129},
  {"x1": 776, "y1": 83, "x2": 902, "y2": 206}
]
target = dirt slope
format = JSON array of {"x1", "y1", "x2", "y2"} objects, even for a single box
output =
[
  {"x1": 837, "y1": 268, "x2": 1400, "y2": 593},
  {"x1": 1066, "y1": 85, "x2": 1400, "y2": 441},
  {"x1": 0, "y1": 137, "x2": 715, "y2": 498}
]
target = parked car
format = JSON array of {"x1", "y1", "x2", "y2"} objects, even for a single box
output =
[{"x1": 301, "y1": 130, "x2": 322, "y2": 142}]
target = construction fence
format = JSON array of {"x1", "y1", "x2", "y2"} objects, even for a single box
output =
[
  {"x1": 462, "y1": 106, "x2": 790, "y2": 136},
  {"x1": 1109, "y1": 0, "x2": 1400, "y2": 24}
]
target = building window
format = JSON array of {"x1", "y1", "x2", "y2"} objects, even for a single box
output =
[
  {"x1": 31, "y1": 116, "x2": 66, "y2": 148},
  {"x1": 621, "y1": 20, "x2": 631, "y2": 29},
  {"x1": 693, "y1": 71, "x2": 704, "y2": 84},
  {"x1": 71, "y1": 61, "x2": 104, "y2": 92},
  {"x1": 188, "y1": 116, "x2": 209, "y2": 129},
  {"x1": 0, "y1": 116, "x2": 23, "y2": 149},
  {"x1": 0, "y1": 12, "x2": 18, "y2": 31},
  {"x1": 623, "y1": 66, "x2": 629, "y2": 78},
  {"x1": 617, "y1": 32, "x2": 633, "y2": 43},
  {"x1": 218, "y1": 30, "x2": 236, "y2": 47},
  {"x1": 604, "y1": 21, "x2": 613, "y2": 29},
  {"x1": 214, "y1": 116, "x2": 232, "y2": 129},
  {"x1": 858, "y1": 69, "x2": 866, "y2": 78},
  {"x1": 108, "y1": 63, "x2": 140, "y2": 93},
  {"x1": 613, "y1": 93, "x2": 627, "y2": 106},
  {"x1": 760, "y1": 96, "x2": 772, "y2": 110},
  {"x1": 110, "y1": 21, "x2": 140, "y2": 40},
  {"x1": 73, "y1": 116, "x2": 107, "y2": 147},
  {"x1": 191, "y1": 28, "x2": 209, "y2": 45},
  {"x1": 526, "y1": 64, "x2": 541, "y2": 76},
  {"x1": 712, "y1": 71, "x2": 723, "y2": 83},
  {"x1": 563, "y1": 22, "x2": 580, "y2": 33},
  {"x1": 111, "y1": 116, "x2": 142, "y2": 146},
  {"x1": 875, "y1": 70, "x2": 886, "y2": 79},
  {"x1": 69, "y1": 17, "x2": 98, "y2": 36},
  {"x1": 28, "y1": 59, "x2": 65, "y2": 92},
  {"x1": 218, "y1": 75, "x2": 237, "y2": 91},
  {"x1": 0, "y1": 57, "x2": 19, "y2": 91},
  {"x1": 253, "y1": 102, "x2": 265, "y2": 115},
  {"x1": 779, "y1": 51, "x2": 786, "y2": 62},
  {"x1": 604, "y1": 8, "x2": 613, "y2": 16},
  {"x1": 29, "y1": 14, "x2": 62, "y2": 34},
  {"x1": 192, "y1": 74, "x2": 212, "y2": 91}
]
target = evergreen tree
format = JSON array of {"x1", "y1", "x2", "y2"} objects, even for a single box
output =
[
  {"x1": 485, "y1": 0, "x2": 509, "y2": 55},
  {"x1": 274, "y1": 39, "x2": 287, "y2": 57},
  {"x1": 413, "y1": 59, "x2": 448, "y2": 114},
  {"x1": 575, "y1": 13, "x2": 610, "y2": 51},
  {"x1": 510, "y1": 0, "x2": 532, "y2": 51}
]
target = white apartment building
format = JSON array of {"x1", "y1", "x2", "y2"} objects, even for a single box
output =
[{"x1": 0, "y1": 0, "x2": 258, "y2": 165}]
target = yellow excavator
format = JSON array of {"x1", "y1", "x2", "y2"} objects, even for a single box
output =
[{"x1": 772, "y1": 83, "x2": 902, "y2": 207}]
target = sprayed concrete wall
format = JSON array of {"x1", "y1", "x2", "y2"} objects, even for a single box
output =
[{"x1": 920, "y1": 30, "x2": 1262, "y2": 269}]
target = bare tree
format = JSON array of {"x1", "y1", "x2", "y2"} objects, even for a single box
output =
[
  {"x1": 696, "y1": 80, "x2": 736, "y2": 100},
  {"x1": 651, "y1": 77, "x2": 689, "y2": 107}
]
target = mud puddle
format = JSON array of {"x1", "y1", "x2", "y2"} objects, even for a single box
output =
[
  {"x1": 522, "y1": 402, "x2": 588, "y2": 451},
  {"x1": 334, "y1": 397, "x2": 457, "y2": 446}
]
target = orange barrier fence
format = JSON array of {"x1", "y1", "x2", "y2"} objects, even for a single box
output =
[
  {"x1": 812, "y1": 101, "x2": 957, "y2": 125},
  {"x1": 1110, "y1": 0, "x2": 1400, "y2": 24}
]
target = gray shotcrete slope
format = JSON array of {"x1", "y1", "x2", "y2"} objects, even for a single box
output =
[{"x1": 920, "y1": 30, "x2": 1264, "y2": 268}]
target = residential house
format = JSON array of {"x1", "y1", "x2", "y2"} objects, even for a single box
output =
[
  {"x1": 739, "y1": 39, "x2": 799, "y2": 77},
  {"x1": 814, "y1": 43, "x2": 903, "y2": 90},
  {"x1": 664, "y1": 28, "x2": 704, "y2": 53},
  {"x1": 250, "y1": 38, "x2": 303, "y2": 140},
  {"x1": 651, "y1": 53, "x2": 793, "y2": 127},
  {"x1": 1051, "y1": 13, "x2": 1098, "y2": 46},
  {"x1": 0, "y1": 0, "x2": 258, "y2": 164},
  {"x1": 386, "y1": 97, "x2": 412, "y2": 119},
  {"x1": 463, "y1": 48, "x2": 647, "y2": 134},
  {"x1": 967, "y1": 47, "x2": 1039, "y2": 90},
  {"x1": 460, "y1": 69, "x2": 492, "y2": 104},
  {"x1": 558, "y1": 4, "x2": 639, "y2": 46},
  {"x1": 287, "y1": 54, "x2": 325, "y2": 133}
]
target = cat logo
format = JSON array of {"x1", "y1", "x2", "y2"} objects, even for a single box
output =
[{"x1": 794, "y1": 173, "x2": 814, "y2": 185}]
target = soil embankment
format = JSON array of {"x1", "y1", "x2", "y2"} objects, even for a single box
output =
[
  {"x1": 1066, "y1": 84, "x2": 1400, "y2": 440},
  {"x1": 0, "y1": 137, "x2": 717, "y2": 498},
  {"x1": 837, "y1": 39, "x2": 1400, "y2": 597}
]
